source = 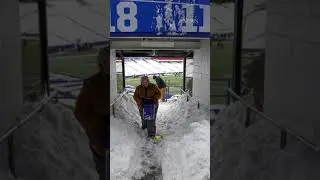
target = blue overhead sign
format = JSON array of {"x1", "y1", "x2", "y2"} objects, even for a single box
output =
[{"x1": 110, "y1": 0, "x2": 210, "y2": 38}]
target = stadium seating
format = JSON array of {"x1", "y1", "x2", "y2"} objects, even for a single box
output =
[{"x1": 116, "y1": 57, "x2": 191, "y2": 77}]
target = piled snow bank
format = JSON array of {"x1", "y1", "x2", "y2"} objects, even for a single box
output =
[
  {"x1": 158, "y1": 95, "x2": 210, "y2": 180},
  {"x1": 110, "y1": 116, "x2": 144, "y2": 179},
  {"x1": 110, "y1": 93, "x2": 210, "y2": 180},
  {"x1": 111, "y1": 94, "x2": 145, "y2": 179},
  {"x1": 211, "y1": 95, "x2": 320, "y2": 180},
  {"x1": 13, "y1": 103, "x2": 98, "y2": 180},
  {"x1": 157, "y1": 94, "x2": 209, "y2": 135},
  {"x1": 161, "y1": 120, "x2": 210, "y2": 180},
  {"x1": 113, "y1": 94, "x2": 142, "y2": 129}
]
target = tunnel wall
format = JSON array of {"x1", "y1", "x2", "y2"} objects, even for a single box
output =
[
  {"x1": 0, "y1": 0, "x2": 23, "y2": 134},
  {"x1": 192, "y1": 40, "x2": 210, "y2": 106},
  {"x1": 110, "y1": 49, "x2": 118, "y2": 101},
  {"x1": 264, "y1": 0, "x2": 320, "y2": 144},
  {"x1": 0, "y1": 0, "x2": 22, "y2": 173}
]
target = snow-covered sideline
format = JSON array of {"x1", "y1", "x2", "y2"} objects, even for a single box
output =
[
  {"x1": 110, "y1": 93, "x2": 210, "y2": 180},
  {"x1": 4, "y1": 102, "x2": 98, "y2": 180},
  {"x1": 211, "y1": 95, "x2": 320, "y2": 180}
]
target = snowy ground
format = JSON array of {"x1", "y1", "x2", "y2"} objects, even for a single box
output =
[
  {"x1": 211, "y1": 95, "x2": 320, "y2": 180},
  {"x1": 0, "y1": 93, "x2": 210, "y2": 180},
  {"x1": 1, "y1": 102, "x2": 98, "y2": 180},
  {"x1": 111, "y1": 94, "x2": 210, "y2": 180},
  {"x1": 5, "y1": 90, "x2": 320, "y2": 180}
]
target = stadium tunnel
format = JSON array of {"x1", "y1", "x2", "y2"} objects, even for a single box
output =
[
  {"x1": 115, "y1": 49, "x2": 193, "y2": 98},
  {"x1": 4, "y1": 0, "x2": 320, "y2": 179},
  {"x1": 110, "y1": 38, "x2": 211, "y2": 106}
]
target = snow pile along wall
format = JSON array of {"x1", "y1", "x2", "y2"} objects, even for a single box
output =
[
  {"x1": 12, "y1": 103, "x2": 99, "y2": 180},
  {"x1": 110, "y1": 115, "x2": 144, "y2": 180},
  {"x1": 161, "y1": 119, "x2": 210, "y2": 180},
  {"x1": 110, "y1": 93, "x2": 210, "y2": 180},
  {"x1": 157, "y1": 95, "x2": 210, "y2": 180},
  {"x1": 211, "y1": 95, "x2": 320, "y2": 180},
  {"x1": 110, "y1": 94, "x2": 145, "y2": 179}
]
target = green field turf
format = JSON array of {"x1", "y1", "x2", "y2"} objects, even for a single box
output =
[{"x1": 49, "y1": 54, "x2": 98, "y2": 78}]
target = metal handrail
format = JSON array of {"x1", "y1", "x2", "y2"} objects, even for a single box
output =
[
  {"x1": 109, "y1": 90, "x2": 128, "y2": 109},
  {"x1": 227, "y1": 88, "x2": 319, "y2": 151},
  {"x1": 0, "y1": 90, "x2": 58, "y2": 143},
  {"x1": 180, "y1": 89, "x2": 211, "y2": 111}
]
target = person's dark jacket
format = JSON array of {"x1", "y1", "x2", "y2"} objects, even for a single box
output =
[
  {"x1": 155, "y1": 77, "x2": 166, "y2": 89},
  {"x1": 74, "y1": 72, "x2": 109, "y2": 158}
]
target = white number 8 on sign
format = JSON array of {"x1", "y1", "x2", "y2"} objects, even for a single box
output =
[{"x1": 117, "y1": 2, "x2": 138, "y2": 32}]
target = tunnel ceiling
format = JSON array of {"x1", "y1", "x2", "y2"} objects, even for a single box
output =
[{"x1": 116, "y1": 50, "x2": 193, "y2": 58}]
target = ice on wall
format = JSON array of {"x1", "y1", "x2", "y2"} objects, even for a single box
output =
[{"x1": 211, "y1": 95, "x2": 320, "y2": 180}]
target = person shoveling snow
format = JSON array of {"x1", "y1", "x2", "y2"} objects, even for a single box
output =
[{"x1": 133, "y1": 76, "x2": 163, "y2": 141}]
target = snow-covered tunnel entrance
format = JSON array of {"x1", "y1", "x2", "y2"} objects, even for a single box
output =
[{"x1": 110, "y1": 93, "x2": 210, "y2": 180}]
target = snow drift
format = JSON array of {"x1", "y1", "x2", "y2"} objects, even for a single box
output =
[
  {"x1": 11, "y1": 102, "x2": 98, "y2": 180},
  {"x1": 110, "y1": 93, "x2": 210, "y2": 180},
  {"x1": 1, "y1": 92, "x2": 210, "y2": 180},
  {"x1": 211, "y1": 95, "x2": 320, "y2": 180}
]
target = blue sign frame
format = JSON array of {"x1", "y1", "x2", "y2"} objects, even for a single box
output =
[{"x1": 110, "y1": 0, "x2": 210, "y2": 38}]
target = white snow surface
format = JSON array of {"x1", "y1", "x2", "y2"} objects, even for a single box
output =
[
  {"x1": 1, "y1": 93, "x2": 209, "y2": 180},
  {"x1": 211, "y1": 95, "x2": 320, "y2": 180},
  {"x1": 1, "y1": 102, "x2": 99, "y2": 180},
  {"x1": 111, "y1": 93, "x2": 210, "y2": 180}
]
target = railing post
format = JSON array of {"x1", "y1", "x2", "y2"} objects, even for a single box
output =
[
  {"x1": 8, "y1": 135, "x2": 16, "y2": 178},
  {"x1": 280, "y1": 129, "x2": 287, "y2": 150},
  {"x1": 226, "y1": 90, "x2": 230, "y2": 105},
  {"x1": 244, "y1": 107, "x2": 250, "y2": 128}
]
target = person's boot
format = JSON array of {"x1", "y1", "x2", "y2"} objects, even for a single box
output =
[{"x1": 148, "y1": 134, "x2": 155, "y2": 138}]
